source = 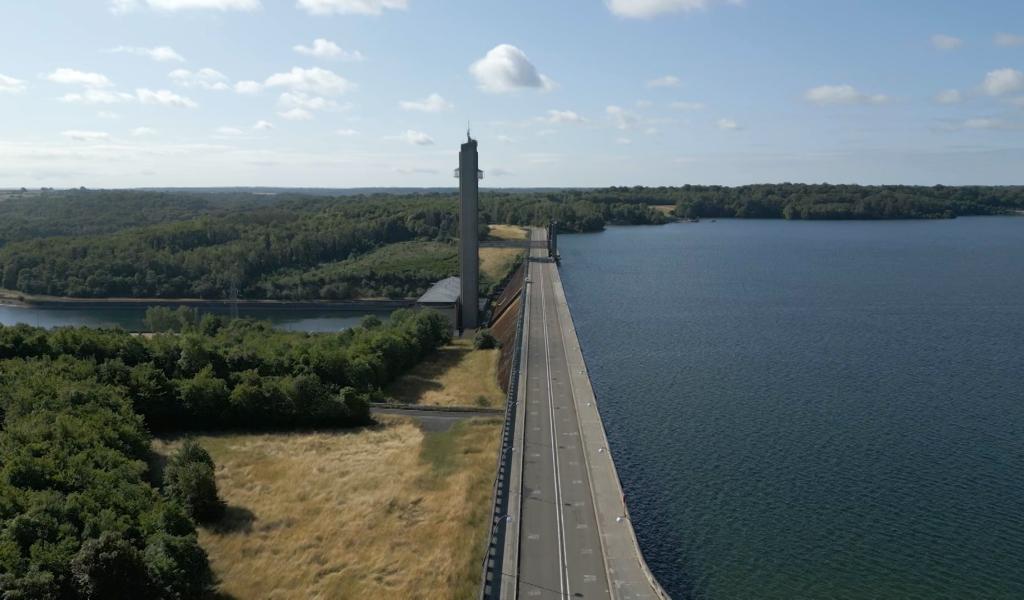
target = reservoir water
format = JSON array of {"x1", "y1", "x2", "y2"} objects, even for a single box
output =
[
  {"x1": 0, "y1": 303, "x2": 390, "y2": 333},
  {"x1": 559, "y1": 217, "x2": 1024, "y2": 600}
]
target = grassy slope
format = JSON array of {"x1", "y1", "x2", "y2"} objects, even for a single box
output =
[
  {"x1": 384, "y1": 338, "x2": 504, "y2": 408},
  {"x1": 151, "y1": 331, "x2": 506, "y2": 598},
  {"x1": 481, "y1": 224, "x2": 528, "y2": 286},
  {"x1": 154, "y1": 419, "x2": 500, "y2": 599}
]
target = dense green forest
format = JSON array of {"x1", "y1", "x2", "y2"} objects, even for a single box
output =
[
  {"x1": 2, "y1": 185, "x2": 1018, "y2": 300},
  {"x1": 0, "y1": 190, "x2": 664, "y2": 300},
  {"x1": 0, "y1": 309, "x2": 451, "y2": 597},
  {"x1": 666, "y1": 184, "x2": 1024, "y2": 219}
]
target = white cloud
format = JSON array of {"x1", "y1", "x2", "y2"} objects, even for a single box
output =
[
  {"x1": 982, "y1": 68, "x2": 1024, "y2": 96},
  {"x1": 543, "y1": 109, "x2": 586, "y2": 124},
  {"x1": 336, "y1": 128, "x2": 359, "y2": 136},
  {"x1": 606, "y1": 0, "x2": 740, "y2": 19},
  {"x1": 253, "y1": 120, "x2": 274, "y2": 130},
  {"x1": 293, "y1": 38, "x2": 364, "y2": 61},
  {"x1": 469, "y1": 44, "x2": 555, "y2": 93},
  {"x1": 47, "y1": 68, "x2": 112, "y2": 88},
  {"x1": 131, "y1": 127, "x2": 158, "y2": 136},
  {"x1": 1011, "y1": 97, "x2": 1024, "y2": 108},
  {"x1": 136, "y1": 88, "x2": 198, "y2": 108},
  {"x1": 616, "y1": 137, "x2": 632, "y2": 145},
  {"x1": 60, "y1": 90, "x2": 135, "y2": 104},
  {"x1": 169, "y1": 68, "x2": 230, "y2": 90},
  {"x1": 994, "y1": 33, "x2": 1024, "y2": 47},
  {"x1": 936, "y1": 89, "x2": 963, "y2": 104},
  {"x1": 109, "y1": 46, "x2": 185, "y2": 62},
  {"x1": 97, "y1": 111, "x2": 120, "y2": 119},
  {"x1": 109, "y1": 0, "x2": 139, "y2": 14},
  {"x1": 962, "y1": 117, "x2": 1018, "y2": 131},
  {"x1": 931, "y1": 34, "x2": 962, "y2": 50},
  {"x1": 215, "y1": 127, "x2": 244, "y2": 135},
  {"x1": 116, "y1": 0, "x2": 261, "y2": 11},
  {"x1": 805, "y1": 84, "x2": 889, "y2": 105},
  {"x1": 278, "y1": 92, "x2": 347, "y2": 115},
  {"x1": 496, "y1": 135, "x2": 514, "y2": 143},
  {"x1": 647, "y1": 75, "x2": 680, "y2": 88},
  {"x1": 234, "y1": 80, "x2": 262, "y2": 94},
  {"x1": 536, "y1": 129, "x2": 557, "y2": 137},
  {"x1": 278, "y1": 108, "x2": 313, "y2": 120},
  {"x1": 62, "y1": 130, "x2": 110, "y2": 142},
  {"x1": 670, "y1": 101, "x2": 705, "y2": 110},
  {"x1": 265, "y1": 67, "x2": 353, "y2": 96},
  {"x1": 645, "y1": 127, "x2": 658, "y2": 135},
  {"x1": 399, "y1": 93, "x2": 453, "y2": 112},
  {"x1": 606, "y1": 105, "x2": 640, "y2": 130},
  {"x1": 717, "y1": 117, "x2": 740, "y2": 130},
  {"x1": 635, "y1": 100, "x2": 653, "y2": 108},
  {"x1": 0, "y1": 74, "x2": 27, "y2": 94},
  {"x1": 296, "y1": 0, "x2": 407, "y2": 16},
  {"x1": 398, "y1": 130, "x2": 434, "y2": 146}
]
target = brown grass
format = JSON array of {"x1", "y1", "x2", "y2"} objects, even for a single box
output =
[
  {"x1": 486, "y1": 224, "x2": 528, "y2": 240},
  {"x1": 385, "y1": 338, "x2": 504, "y2": 408},
  {"x1": 480, "y1": 247, "x2": 524, "y2": 284},
  {"x1": 153, "y1": 417, "x2": 501, "y2": 600},
  {"x1": 652, "y1": 205, "x2": 676, "y2": 215}
]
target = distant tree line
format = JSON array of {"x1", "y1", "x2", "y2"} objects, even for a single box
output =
[
  {"x1": 0, "y1": 190, "x2": 665, "y2": 300},
  {"x1": 0, "y1": 309, "x2": 451, "y2": 596},
  {"x1": 666, "y1": 184, "x2": 1024, "y2": 220}
]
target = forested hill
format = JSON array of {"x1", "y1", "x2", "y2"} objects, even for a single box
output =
[
  {"x1": 665, "y1": 184, "x2": 1024, "y2": 220},
  {"x1": 0, "y1": 189, "x2": 664, "y2": 300}
]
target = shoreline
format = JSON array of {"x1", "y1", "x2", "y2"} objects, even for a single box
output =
[{"x1": 0, "y1": 289, "x2": 413, "y2": 311}]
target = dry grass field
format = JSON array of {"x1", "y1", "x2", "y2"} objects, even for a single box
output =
[
  {"x1": 487, "y1": 224, "x2": 528, "y2": 240},
  {"x1": 652, "y1": 204, "x2": 676, "y2": 215},
  {"x1": 149, "y1": 327, "x2": 508, "y2": 598},
  {"x1": 480, "y1": 224, "x2": 527, "y2": 285},
  {"x1": 480, "y1": 247, "x2": 524, "y2": 284},
  {"x1": 153, "y1": 417, "x2": 501, "y2": 600},
  {"x1": 385, "y1": 338, "x2": 504, "y2": 408}
]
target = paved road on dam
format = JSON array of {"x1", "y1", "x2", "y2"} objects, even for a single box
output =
[
  {"x1": 515, "y1": 230, "x2": 610, "y2": 599},
  {"x1": 506, "y1": 228, "x2": 667, "y2": 600}
]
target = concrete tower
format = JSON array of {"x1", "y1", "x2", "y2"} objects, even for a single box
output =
[{"x1": 457, "y1": 132, "x2": 481, "y2": 331}]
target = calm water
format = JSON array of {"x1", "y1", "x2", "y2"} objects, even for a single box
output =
[
  {"x1": 0, "y1": 303, "x2": 390, "y2": 333},
  {"x1": 559, "y1": 217, "x2": 1024, "y2": 600}
]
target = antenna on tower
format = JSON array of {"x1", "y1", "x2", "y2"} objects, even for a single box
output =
[{"x1": 466, "y1": 122, "x2": 471, "y2": 142}]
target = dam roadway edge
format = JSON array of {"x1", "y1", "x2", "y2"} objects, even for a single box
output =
[{"x1": 491, "y1": 228, "x2": 669, "y2": 599}]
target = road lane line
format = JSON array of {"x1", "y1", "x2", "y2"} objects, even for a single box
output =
[{"x1": 540, "y1": 259, "x2": 570, "y2": 598}]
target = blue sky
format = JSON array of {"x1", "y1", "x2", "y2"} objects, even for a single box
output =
[{"x1": 1, "y1": 0, "x2": 1022, "y2": 188}]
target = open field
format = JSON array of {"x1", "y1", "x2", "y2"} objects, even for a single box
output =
[
  {"x1": 487, "y1": 224, "x2": 528, "y2": 240},
  {"x1": 652, "y1": 205, "x2": 676, "y2": 216},
  {"x1": 480, "y1": 247, "x2": 524, "y2": 284},
  {"x1": 385, "y1": 337, "x2": 505, "y2": 408},
  {"x1": 153, "y1": 418, "x2": 501, "y2": 599}
]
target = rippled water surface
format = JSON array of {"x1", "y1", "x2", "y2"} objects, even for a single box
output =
[
  {"x1": 0, "y1": 304, "x2": 390, "y2": 333},
  {"x1": 559, "y1": 218, "x2": 1024, "y2": 600}
]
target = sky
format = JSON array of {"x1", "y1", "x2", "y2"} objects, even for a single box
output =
[{"x1": 1, "y1": 0, "x2": 1023, "y2": 188}]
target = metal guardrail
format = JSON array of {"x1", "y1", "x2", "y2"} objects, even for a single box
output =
[{"x1": 478, "y1": 282, "x2": 528, "y2": 600}]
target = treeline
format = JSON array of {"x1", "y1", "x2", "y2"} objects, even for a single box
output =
[
  {"x1": 0, "y1": 189, "x2": 269, "y2": 249},
  {"x1": 0, "y1": 190, "x2": 665, "y2": 300},
  {"x1": 668, "y1": 184, "x2": 1024, "y2": 220},
  {"x1": 481, "y1": 191, "x2": 669, "y2": 232},
  {"x1": 0, "y1": 309, "x2": 451, "y2": 596},
  {"x1": 0, "y1": 197, "x2": 458, "y2": 299},
  {"x1": 0, "y1": 308, "x2": 451, "y2": 432},
  {"x1": 0, "y1": 357, "x2": 214, "y2": 598}
]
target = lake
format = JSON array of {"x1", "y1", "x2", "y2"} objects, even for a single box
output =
[
  {"x1": 559, "y1": 217, "x2": 1024, "y2": 600},
  {"x1": 0, "y1": 303, "x2": 391, "y2": 333}
]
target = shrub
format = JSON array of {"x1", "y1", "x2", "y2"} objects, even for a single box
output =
[
  {"x1": 474, "y1": 329, "x2": 499, "y2": 350},
  {"x1": 163, "y1": 440, "x2": 224, "y2": 524}
]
